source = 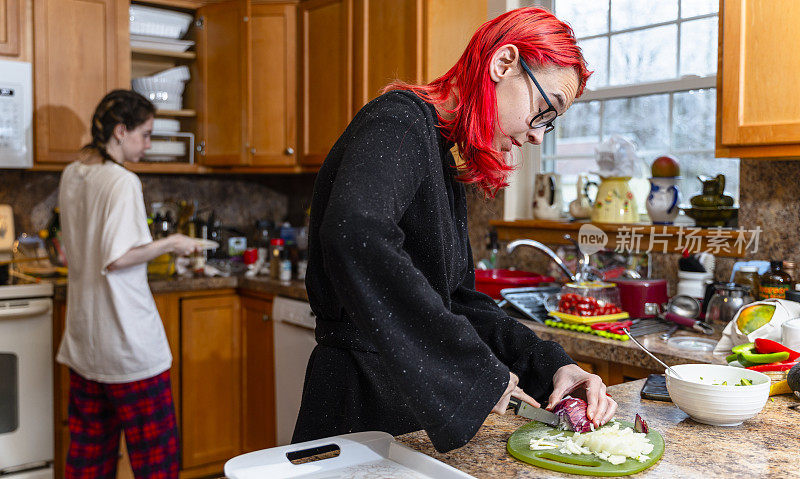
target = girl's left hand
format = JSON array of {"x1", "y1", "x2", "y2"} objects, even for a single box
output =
[{"x1": 546, "y1": 364, "x2": 617, "y2": 428}]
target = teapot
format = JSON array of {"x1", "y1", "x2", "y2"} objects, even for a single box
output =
[
  {"x1": 533, "y1": 173, "x2": 563, "y2": 220},
  {"x1": 690, "y1": 174, "x2": 735, "y2": 208}
]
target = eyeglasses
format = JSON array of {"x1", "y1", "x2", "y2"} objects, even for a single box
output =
[{"x1": 519, "y1": 58, "x2": 557, "y2": 134}]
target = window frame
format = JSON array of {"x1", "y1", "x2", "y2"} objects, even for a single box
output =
[{"x1": 504, "y1": 0, "x2": 726, "y2": 221}]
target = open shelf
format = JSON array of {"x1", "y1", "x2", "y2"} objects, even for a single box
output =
[
  {"x1": 132, "y1": 47, "x2": 196, "y2": 60},
  {"x1": 155, "y1": 109, "x2": 196, "y2": 118},
  {"x1": 491, "y1": 219, "x2": 756, "y2": 258}
]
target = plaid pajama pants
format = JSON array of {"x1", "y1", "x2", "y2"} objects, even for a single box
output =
[{"x1": 66, "y1": 369, "x2": 179, "y2": 479}]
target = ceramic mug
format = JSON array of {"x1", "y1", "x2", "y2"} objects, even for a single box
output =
[{"x1": 533, "y1": 173, "x2": 563, "y2": 220}]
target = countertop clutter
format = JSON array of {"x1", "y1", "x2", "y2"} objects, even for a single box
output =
[{"x1": 395, "y1": 379, "x2": 800, "y2": 478}]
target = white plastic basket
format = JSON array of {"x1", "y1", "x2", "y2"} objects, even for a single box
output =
[{"x1": 129, "y1": 5, "x2": 193, "y2": 39}]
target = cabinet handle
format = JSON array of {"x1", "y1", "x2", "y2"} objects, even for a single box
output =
[
  {"x1": 197, "y1": 141, "x2": 206, "y2": 156},
  {"x1": 195, "y1": 16, "x2": 205, "y2": 30},
  {"x1": 262, "y1": 314, "x2": 271, "y2": 322},
  {"x1": 285, "y1": 147, "x2": 294, "y2": 155},
  {"x1": 250, "y1": 148, "x2": 257, "y2": 154}
]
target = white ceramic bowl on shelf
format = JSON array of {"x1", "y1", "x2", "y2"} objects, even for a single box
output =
[{"x1": 665, "y1": 364, "x2": 770, "y2": 426}]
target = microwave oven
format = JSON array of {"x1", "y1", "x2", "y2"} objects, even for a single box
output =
[{"x1": 0, "y1": 59, "x2": 32, "y2": 169}]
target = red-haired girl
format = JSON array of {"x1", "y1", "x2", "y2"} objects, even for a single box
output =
[{"x1": 294, "y1": 7, "x2": 616, "y2": 452}]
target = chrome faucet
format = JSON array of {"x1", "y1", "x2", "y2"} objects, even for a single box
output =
[{"x1": 506, "y1": 234, "x2": 604, "y2": 282}]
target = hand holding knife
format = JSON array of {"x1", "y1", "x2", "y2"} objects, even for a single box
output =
[{"x1": 508, "y1": 397, "x2": 560, "y2": 427}]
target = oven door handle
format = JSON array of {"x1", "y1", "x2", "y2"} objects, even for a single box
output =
[{"x1": 0, "y1": 301, "x2": 51, "y2": 319}]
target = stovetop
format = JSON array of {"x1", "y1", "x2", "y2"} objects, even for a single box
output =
[{"x1": 0, "y1": 276, "x2": 54, "y2": 300}]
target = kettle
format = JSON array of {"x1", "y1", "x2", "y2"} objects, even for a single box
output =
[
  {"x1": 704, "y1": 282, "x2": 754, "y2": 328},
  {"x1": 533, "y1": 173, "x2": 563, "y2": 220}
]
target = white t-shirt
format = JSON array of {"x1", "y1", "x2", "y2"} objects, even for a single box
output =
[{"x1": 56, "y1": 161, "x2": 172, "y2": 383}]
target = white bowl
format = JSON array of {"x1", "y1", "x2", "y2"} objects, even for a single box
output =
[{"x1": 665, "y1": 364, "x2": 770, "y2": 426}]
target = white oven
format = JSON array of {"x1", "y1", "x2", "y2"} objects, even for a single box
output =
[{"x1": 0, "y1": 281, "x2": 54, "y2": 477}]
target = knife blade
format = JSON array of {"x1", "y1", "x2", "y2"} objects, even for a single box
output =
[{"x1": 509, "y1": 398, "x2": 560, "y2": 427}]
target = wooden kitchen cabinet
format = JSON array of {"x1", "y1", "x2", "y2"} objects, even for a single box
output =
[
  {"x1": 33, "y1": 0, "x2": 130, "y2": 164},
  {"x1": 196, "y1": 0, "x2": 247, "y2": 166},
  {"x1": 0, "y1": 0, "x2": 21, "y2": 56},
  {"x1": 248, "y1": 2, "x2": 297, "y2": 168},
  {"x1": 299, "y1": 0, "x2": 485, "y2": 168},
  {"x1": 298, "y1": 0, "x2": 353, "y2": 167},
  {"x1": 180, "y1": 293, "x2": 242, "y2": 471},
  {"x1": 717, "y1": 0, "x2": 800, "y2": 158},
  {"x1": 240, "y1": 293, "x2": 276, "y2": 452}
]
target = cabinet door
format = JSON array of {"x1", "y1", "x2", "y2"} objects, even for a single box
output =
[
  {"x1": 240, "y1": 295, "x2": 276, "y2": 452},
  {"x1": 181, "y1": 294, "x2": 242, "y2": 469},
  {"x1": 0, "y1": 0, "x2": 21, "y2": 56},
  {"x1": 33, "y1": 0, "x2": 129, "y2": 164},
  {"x1": 352, "y1": 0, "x2": 421, "y2": 109},
  {"x1": 718, "y1": 0, "x2": 800, "y2": 155},
  {"x1": 423, "y1": 0, "x2": 485, "y2": 82},
  {"x1": 196, "y1": 0, "x2": 247, "y2": 166},
  {"x1": 153, "y1": 293, "x2": 180, "y2": 424},
  {"x1": 248, "y1": 3, "x2": 297, "y2": 167},
  {"x1": 298, "y1": 0, "x2": 353, "y2": 167}
]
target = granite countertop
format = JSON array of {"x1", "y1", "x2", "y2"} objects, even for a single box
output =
[
  {"x1": 519, "y1": 317, "x2": 726, "y2": 370},
  {"x1": 396, "y1": 379, "x2": 800, "y2": 478},
  {"x1": 51, "y1": 275, "x2": 721, "y2": 370},
  {"x1": 51, "y1": 274, "x2": 308, "y2": 302}
]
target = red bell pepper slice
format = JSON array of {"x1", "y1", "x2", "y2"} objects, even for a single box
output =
[
  {"x1": 754, "y1": 338, "x2": 800, "y2": 361},
  {"x1": 745, "y1": 360, "x2": 798, "y2": 372}
]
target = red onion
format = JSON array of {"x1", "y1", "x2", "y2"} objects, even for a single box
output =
[{"x1": 552, "y1": 397, "x2": 593, "y2": 433}]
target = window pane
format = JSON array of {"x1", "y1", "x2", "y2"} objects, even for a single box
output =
[
  {"x1": 603, "y1": 94, "x2": 669, "y2": 151},
  {"x1": 677, "y1": 154, "x2": 740, "y2": 204},
  {"x1": 611, "y1": 0, "x2": 677, "y2": 31},
  {"x1": 680, "y1": 17, "x2": 718, "y2": 77},
  {"x1": 557, "y1": 101, "x2": 601, "y2": 157},
  {"x1": 673, "y1": 89, "x2": 716, "y2": 150},
  {"x1": 555, "y1": 0, "x2": 609, "y2": 37},
  {"x1": 681, "y1": 0, "x2": 718, "y2": 17},
  {"x1": 579, "y1": 37, "x2": 608, "y2": 89},
  {"x1": 610, "y1": 26, "x2": 677, "y2": 84}
]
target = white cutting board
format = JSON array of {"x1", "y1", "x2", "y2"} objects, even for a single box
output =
[{"x1": 225, "y1": 431, "x2": 474, "y2": 479}]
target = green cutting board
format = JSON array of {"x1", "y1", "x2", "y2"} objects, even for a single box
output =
[{"x1": 507, "y1": 420, "x2": 664, "y2": 476}]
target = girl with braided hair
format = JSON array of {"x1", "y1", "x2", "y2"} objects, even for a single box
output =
[{"x1": 56, "y1": 89, "x2": 198, "y2": 478}]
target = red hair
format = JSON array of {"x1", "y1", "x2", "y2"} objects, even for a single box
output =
[{"x1": 384, "y1": 7, "x2": 591, "y2": 197}]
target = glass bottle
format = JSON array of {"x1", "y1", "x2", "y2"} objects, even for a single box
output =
[
  {"x1": 269, "y1": 238, "x2": 285, "y2": 280},
  {"x1": 783, "y1": 261, "x2": 797, "y2": 288},
  {"x1": 759, "y1": 260, "x2": 793, "y2": 300},
  {"x1": 733, "y1": 266, "x2": 760, "y2": 296}
]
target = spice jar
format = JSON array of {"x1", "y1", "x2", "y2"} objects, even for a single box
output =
[
  {"x1": 759, "y1": 260, "x2": 793, "y2": 300},
  {"x1": 733, "y1": 266, "x2": 760, "y2": 296}
]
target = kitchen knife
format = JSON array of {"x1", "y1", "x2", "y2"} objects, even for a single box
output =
[{"x1": 508, "y1": 398, "x2": 560, "y2": 427}]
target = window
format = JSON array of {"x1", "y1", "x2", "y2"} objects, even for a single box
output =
[{"x1": 534, "y1": 0, "x2": 738, "y2": 217}]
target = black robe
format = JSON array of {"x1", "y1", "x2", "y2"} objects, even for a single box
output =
[{"x1": 293, "y1": 90, "x2": 575, "y2": 452}]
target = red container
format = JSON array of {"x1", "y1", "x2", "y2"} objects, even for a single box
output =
[
  {"x1": 613, "y1": 278, "x2": 668, "y2": 318},
  {"x1": 474, "y1": 269, "x2": 555, "y2": 300}
]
